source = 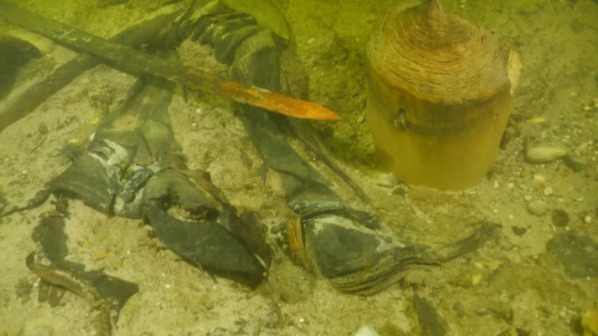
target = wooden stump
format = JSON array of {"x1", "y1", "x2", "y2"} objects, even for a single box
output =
[{"x1": 366, "y1": 0, "x2": 521, "y2": 190}]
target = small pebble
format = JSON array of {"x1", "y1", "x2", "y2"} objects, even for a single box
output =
[
  {"x1": 391, "y1": 186, "x2": 407, "y2": 196},
  {"x1": 38, "y1": 122, "x2": 49, "y2": 134},
  {"x1": 525, "y1": 145, "x2": 568, "y2": 164},
  {"x1": 543, "y1": 186, "x2": 553, "y2": 196},
  {"x1": 524, "y1": 195, "x2": 533, "y2": 202},
  {"x1": 511, "y1": 226, "x2": 527, "y2": 236},
  {"x1": 263, "y1": 310, "x2": 280, "y2": 328},
  {"x1": 453, "y1": 301, "x2": 466, "y2": 317},
  {"x1": 354, "y1": 326, "x2": 381, "y2": 336},
  {"x1": 471, "y1": 273, "x2": 482, "y2": 286},
  {"x1": 528, "y1": 200, "x2": 548, "y2": 216},
  {"x1": 585, "y1": 216, "x2": 592, "y2": 224},
  {"x1": 563, "y1": 154, "x2": 587, "y2": 171},
  {"x1": 551, "y1": 209, "x2": 570, "y2": 227},
  {"x1": 575, "y1": 142, "x2": 590, "y2": 153},
  {"x1": 376, "y1": 173, "x2": 398, "y2": 188}
]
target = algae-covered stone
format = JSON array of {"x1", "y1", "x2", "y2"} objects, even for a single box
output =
[
  {"x1": 547, "y1": 231, "x2": 598, "y2": 278},
  {"x1": 527, "y1": 199, "x2": 548, "y2": 216},
  {"x1": 551, "y1": 209, "x2": 570, "y2": 227},
  {"x1": 524, "y1": 145, "x2": 568, "y2": 164}
]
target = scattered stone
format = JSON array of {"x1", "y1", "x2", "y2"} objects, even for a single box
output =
[
  {"x1": 524, "y1": 145, "x2": 568, "y2": 164},
  {"x1": 353, "y1": 325, "x2": 381, "y2": 336},
  {"x1": 563, "y1": 154, "x2": 587, "y2": 172},
  {"x1": 527, "y1": 200, "x2": 548, "y2": 216},
  {"x1": 471, "y1": 273, "x2": 482, "y2": 286},
  {"x1": 575, "y1": 141, "x2": 590, "y2": 153},
  {"x1": 511, "y1": 226, "x2": 527, "y2": 236},
  {"x1": 453, "y1": 301, "x2": 466, "y2": 318},
  {"x1": 543, "y1": 186, "x2": 553, "y2": 196},
  {"x1": 551, "y1": 209, "x2": 570, "y2": 227},
  {"x1": 38, "y1": 122, "x2": 49, "y2": 134},
  {"x1": 15, "y1": 278, "x2": 33, "y2": 301},
  {"x1": 547, "y1": 231, "x2": 598, "y2": 278},
  {"x1": 585, "y1": 215, "x2": 592, "y2": 224},
  {"x1": 391, "y1": 185, "x2": 408, "y2": 196},
  {"x1": 375, "y1": 173, "x2": 398, "y2": 188},
  {"x1": 263, "y1": 310, "x2": 281, "y2": 329}
]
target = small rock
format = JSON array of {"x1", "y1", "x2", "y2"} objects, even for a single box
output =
[
  {"x1": 511, "y1": 226, "x2": 527, "y2": 236},
  {"x1": 15, "y1": 278, "x2": 33, "y2": 301},
  {"x1": 391, "y1": 183, "x2": 409, "y2": 196},
  {"x1": 562, "y1": 154, "x2": 587, "y2": 171},
  {"x1": 547, "y1": 231, "x2": 598, "y2": 278},
  {"x1": 354, "y1": 326, "x2": 381, "y2": 336},
  {"x1": 375, "y1": 173, "x2": 397, "y2": 188},
  {"x1": 38, "y1": 122, "x2": 49, "y2": 134},
  {"x1": 575, "y1": 142, "x2": 590, "y2": 153},
  {"x1": 263, "y1": 310, "x2": 280, "y2": 329},
  {"x1": 524, "y1": 145, "x2": 568, "y2": 164},
  {"x1": 527, "y1": 200, "x2": 548, "y2": 216},
  {"x1": 453, "y1": 301, "x2": 466, "y2": 318},
  {"x1": 471, "y1": 273, "x2": 482, "y2": 285},
  {"x1": 551, "y1": 209, "x2": 570, "y2": 227}
]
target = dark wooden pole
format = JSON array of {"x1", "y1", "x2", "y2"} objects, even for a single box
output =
[{"x1": 0, "y1": 1, "x2": 340, "y2": 122}]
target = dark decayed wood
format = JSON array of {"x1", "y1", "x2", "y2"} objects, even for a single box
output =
[
  {"x1": 0, "y1": 11, "x2": 181, "y2": 133},
  {"x1": 0, "y1": 1, "x2": 341, "y2": 123}
]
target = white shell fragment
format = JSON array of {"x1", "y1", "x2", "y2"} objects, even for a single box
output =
[{"x1": 524, "y1": 145, "x2": 568, "y2": 164}]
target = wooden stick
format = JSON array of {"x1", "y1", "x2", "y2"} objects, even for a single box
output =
[
  {"x1": 0, "y1": 2, "x2": 340, "y2": 121},
  {"x1": 0, "y1": 12, "x2": 181, "y2": 133}
]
